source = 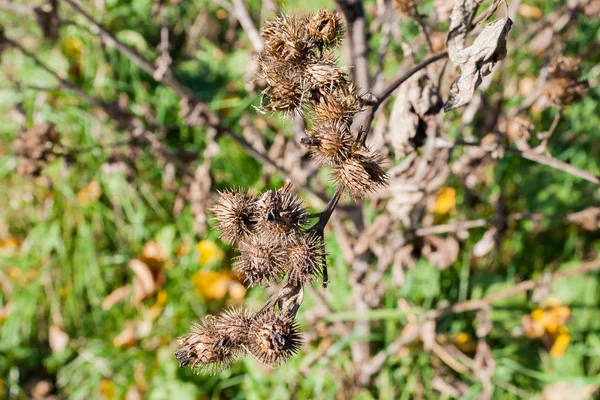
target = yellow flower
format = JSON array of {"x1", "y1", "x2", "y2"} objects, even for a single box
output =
[
  {"x1": 550, "y1": 326, "x2": 570, "y2": 358},
  {"x1": 191, "y1": 271, "x2": 246, "y2": 302},
  {"x1": 196, "y1": 240, "x2": 224, "y2": 266},
  {"x1": 523, "y1": 300, "x2": 571, "y2": 357},
  {"x1": 452, "y1": 332, "x2": 477, "y2": 353},
  {"x1": 432, "y1": 187, "x2": 456, "y2": 215}
]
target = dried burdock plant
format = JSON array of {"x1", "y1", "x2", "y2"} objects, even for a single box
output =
[
  {"x1": 234, "y1": 234, "x2": 287, "y2": 287},
  {"x1": 247, "y1": 310, "x2": 303, "y2": 366},
  {"x1": 176, "y1": 9, "x2": 388, "y2": 372},
  {"x1": 211, "y1": 189, "x2": 258, "y2": 244},
  {"x1": 545, "y1": 56, "x2": 589, "y2": 107}
]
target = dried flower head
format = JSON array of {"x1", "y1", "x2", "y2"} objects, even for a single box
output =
[
  {"x1": 255, "y1": 182, "x2": 307, "y2": 236},
  {"x1": 211, "y1": 189, "x2": 258, "y2": 244},
  {"x1": 261, "y1": 14, "x2": 311, "y2": 66},
  {"x1": 13, "y1": 123, "x2": 61, "y2": 177},
  {"x1": 548, "y1": 56, "x2": 582, "y2": 80},
  {"x1": 302, "y1": 119, "x2": 354, "y2": 166},
  {"x1": 545, "y1": 78, "x2": 589, "y2": 107},
  {"x1": 260, "y1": 72, "x2": 306, "y2": 116},
  {"x1": 175, "y1": 315, "x2": 245, "y2": 374},
  {"x1": 332, "y1": 147, "x2": 388, "y2": 198},
  {"x1": 248, "y1": 310, "x2": 303, "y2": 366},
  {"x1": 306, "y1": 10, "x2": 344, "y2": 48},
  {"x1": 234, "y1": 234, "x2": 287, "y2": 287},
  {"x1": 286, "y1": 233, "x2": 327, "y2": 285},
  {"x1": 545, "y1": 56, "x2": 589, "y2": 107},
  {"x1": 303, "y1": 57, "x2": 349, "y2": 96},
  {"x1": 310, "y1": 83, "x2": 360, "y2": 122}
]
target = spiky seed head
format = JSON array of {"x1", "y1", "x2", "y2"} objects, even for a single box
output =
[
  {"x1": 248, "y1": 310, "x2": 303, "y2": 366},
  {"x1": 311, "y1": 90, "x2": 360, "y2": 122},
  {"x1": 286, "y1": 233, "x2": 327, "y2": 285},
  {"x1": 234, "y1": 234, "x2": 287, "y2": 287},
  {"x1": 545, "y1": 78, "x2": 589, "y2": 107},
  {"x1": 255, "y1": 182, "x2": 307, "y2": 236},
  {"x1": 261, "y1": 14, "x2": 311, "y2": 66},
  {"x1": 332, "y1": 147, "x2": 388, "y2": 198},
  {"x1": 303, "y1": 119, "x2": 354, "y2": 166},
  {"x1": 304, "y1": 58, "x2": 349, "y2": 96},
  {"x1": 174, "y1": 316, "x2": 242, "y2": 374},
  {"x1": 260, "y1": 73, "x2": 306, "y2": 117},
  {"x1": 211, "y1": 189, "x2": 258, "y2": 244},
  {"x1": 306, "y1": 10, "x2": 344, "y2": 48},
  {"x1": 548, "y1": 56, "x2": 582, "y2": 80},
  {"x1": 216, "y1": 308, "x2": 254, "y2": 346}
]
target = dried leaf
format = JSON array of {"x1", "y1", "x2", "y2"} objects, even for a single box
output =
[
  {"x1": 566, "y1": 207, "x2": 600, "y2": 231},
  {"x1": 543, "y1": 382, "x2": 598, "y2": 400},
  {"x1": 49, "y1": 325, "x2": 69, "y2": 352},
  {"x1": 76, "y1": 181, "x2": 102, "y2": 206},
  {"x1": 129, "y1": 259, "x2": 155, "y2": 303},
  {"x1": 423, "y1": 235, "x2": 459, "y2": 270},
  {"x1": 102, "y1": 285, "x2": 131, "y2": 310},
  {"x1": 113, "y1": 322, "x2": 137, "y2": 347},
  {"x1": 389, "y1": 72, "x2": 442, "y2": 158},
  {"x1": 472, "y1": 226, "x2": 497, "y2": 257},
  {"x1": 445, "y1": 12, "x2": 512, "y2": 111}
]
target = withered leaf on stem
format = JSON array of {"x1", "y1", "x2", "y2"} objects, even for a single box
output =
[
  {"x1": 389, "y1": 72, "x2": 442, "y2": 158},
  {"x1": 444, "y1": 0, "x2": 512, "y2": 111}
]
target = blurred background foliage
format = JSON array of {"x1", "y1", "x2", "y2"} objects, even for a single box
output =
[{"x1": 0, "y1": 0, "x2": 599, "y2": 399}]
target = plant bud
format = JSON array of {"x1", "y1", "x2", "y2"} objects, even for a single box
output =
[
  {"x1": 332, "y1": 147, "x2": 388, "y2": 198},
  {"x1": 306, "y1": 10, "x2": 344, "y2": 48}
]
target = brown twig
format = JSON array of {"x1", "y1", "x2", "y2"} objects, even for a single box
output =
[{"x1": 231, "y1": 0, "x2": 264, "y2": 52}]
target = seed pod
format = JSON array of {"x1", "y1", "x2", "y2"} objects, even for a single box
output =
[
  {"x1": 255, "y1": 182, "x2": 307, "y2": 236},
  {"x1": 304, "y1": 57, "x2": 349, "y2": 95},
  {"x1": 303, "y1": 119, "x2": 354, "y2": 166},
  {"x1": 216, "y1": 308, "x2": 254, "y2": 346},
  {"x1": 260, "y1": 74, "x2": 306, "y2": 117},
  {"x1": 175, "y1": 316, "x2": 243, "y2": 374},
  {"x1": 211, "y1": 189, "x2": 258, "y2": 244},
  {"x1": 548, "y1": 56, "x2": 582, "y2": 80},
  {"x1": 332, "y1": 147, "x2": 388, "y2": 198},
  {"x1": 248, "y1": 310, "x2": 303, "y2": 366},
  {"x1": 311, "y1": 88, "x2": 360, "y2": 122},
  {"x1": 286, "y1": 233, "x2": 327, "y2": 285},
  {"x1": 234, "y1": 234, "x2": 287, "y2": 287},
  {"x1": 545, "y1": 78, "x2": 589, "y2": 107},
  {"x1": 261, "y1": 14, "x2": 311, "y2": 66},
  {"x1": 306, "y1": 10, "x2": 344, "y2": 48}
]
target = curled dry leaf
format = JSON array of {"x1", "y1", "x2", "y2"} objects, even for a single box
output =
[
  {"x1": 472, "y1": 226, "x2": 497, "y2": 257},
  {"x1": 423, "y1": 235, "x2": 459, "y2": 270},
  {"x1": 389, "y1": 72, "x2": 442, "y2": 158},
  {"x1": 49, "y1": 324, "x2": 69, "y2": 352},
  {"x1": 102, "y1": 285, "x2": 132, "y2": 310},
  {"x1": 445, "y1": 0, "x2": 512, "y2": 111},
  {"x1": 129, "y1": 259, "x2": 156, "y2": 303}
]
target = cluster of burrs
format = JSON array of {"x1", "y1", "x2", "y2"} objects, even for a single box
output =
[
  {"x1": 175, "y1": 181, "x2": 324, "y2": 372},
  {"x1": 258, "y1": 10, "x2": 388, "y2": 198},
  {"x1": 176, "y1": 9, "x2": 391, "y2": 373}
]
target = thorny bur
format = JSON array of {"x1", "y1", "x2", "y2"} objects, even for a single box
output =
[{"x1": 176, "y1": 9, "x2": 388, "y2": 373}]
